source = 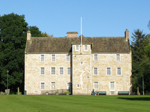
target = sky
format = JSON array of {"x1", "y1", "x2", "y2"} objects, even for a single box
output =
[{"x1": 0, "y1": 0, "x2": 150, "y2": 41}]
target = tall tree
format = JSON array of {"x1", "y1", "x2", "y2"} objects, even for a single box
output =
[
  {"x1": 131, "y1": 29, "x2": 150, "y2": 94},
  {"x1": 0, "y1": 13, "x2": 28, "y2": 93}
]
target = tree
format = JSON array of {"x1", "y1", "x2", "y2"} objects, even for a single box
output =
[
  {"x1": 41, "y1": 32, "x2": 53, "y2": 37},
  {"x1": 28, "y1": 26, "x2": 42, "y2": 37},
  {"x1": 0, "y1": 13, "x2": 28, "y2": 93},
  {"x1": 131, "y1": 29, "x2": 150, "y2": 94},
  {"x1": 28, "y1": 27, "x2": 53, "y2": 37}
]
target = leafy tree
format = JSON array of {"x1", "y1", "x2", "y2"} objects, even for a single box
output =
[
  {"x1": 28, "y1": 26, "x2": 42, "y2": 37},
  {"x1": 0, "y1": 13, "x2": 28, "y2": 93},
  {"x1": 28, "y1": 27, "x2": 53, "y2": 37},
  {"x1": 41, "y1": 32, "x2": 53, "y2": 37},
  {"x1": 131, "y1": 29, "x2": 150, "y2": 94},
  {"x1": 0, "y1": 13, "x2": 51, "y2": 94}
]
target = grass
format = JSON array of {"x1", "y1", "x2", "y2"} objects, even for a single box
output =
[{"x1": 0, "y1": 95, "x2": 150, "y2": 112}]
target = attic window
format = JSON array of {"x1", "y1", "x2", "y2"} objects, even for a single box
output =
[
  {"x1": 84, "y1": 45, "x2": 88, "y2": 51},
  {"x1": 75, "y1": 45, "x2": 79, "y2": 51}
]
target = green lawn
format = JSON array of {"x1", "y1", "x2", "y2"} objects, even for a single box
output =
[{"x1": 0, "y1": 95, "x2": 150, "y2": 112}]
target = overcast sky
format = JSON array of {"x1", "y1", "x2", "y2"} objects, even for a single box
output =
[{"x1": 0, "y1": 0, "x2": 150, "y2": 41}]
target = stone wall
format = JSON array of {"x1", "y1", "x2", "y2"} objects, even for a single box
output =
[
  {"x1": 72, "y1": 45, "x2": 132, "y2": 95},
  {"x1": 25, "y1": 45, "x2": 132, "y2": 95},
  {"x1": 91, "y1": 53, "x2": 132, "y2": 95},
  {"x1": 25, "y1": 54, "x2": 71, "y2": 95}
]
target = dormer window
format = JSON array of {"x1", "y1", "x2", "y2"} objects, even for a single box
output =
[
  {"x1": 75, "y1": 45, "x2": 79, "y2": 51},
  {"x1": 84, "y1": 45, "x2": 88, "y2": 51}
]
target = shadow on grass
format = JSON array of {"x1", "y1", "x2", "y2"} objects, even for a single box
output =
[{"x1": 118, "y1": 97, "x2": 150, "y2": 101}]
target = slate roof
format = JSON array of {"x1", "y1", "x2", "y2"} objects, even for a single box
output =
[{"x1": 25, "y1": 35, "x2": 130, "y2": 54}]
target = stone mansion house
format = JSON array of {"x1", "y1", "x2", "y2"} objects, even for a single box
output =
[{"x1": 25, "y1": 30, "x2": 132, "y2": 95}]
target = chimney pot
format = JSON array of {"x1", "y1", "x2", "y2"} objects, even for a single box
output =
[{"x1": 125, "y1": 29, "x2": 129, "y2": 41}]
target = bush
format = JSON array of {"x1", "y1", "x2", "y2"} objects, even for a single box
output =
[{"x1": 65, "y1": 91, "x2": 70, "y2": 95}]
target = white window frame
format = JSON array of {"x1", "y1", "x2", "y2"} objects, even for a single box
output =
[
  {"x1": 94, "y1": 82, "x2": 98, "y2": 89},
  {"x1": 51, "y1": 82, "x2": 56, "y2": 90},
  {"x1": 40, "y1": 82, "x2": 45, "y2": 90},
  {"x1": 116, "y1": 54, "x2": 120, "y2": 62},
  {"x1": 106, "y1": 67, "x2": 111, "y2": 75},
  {"x1": 66, "y1": 54, "x2": 70, "y2": 62},
  {"x1": 40, "y1": 67, "x2": 45, "y2": 75},
  {"x1": 84, "y1": 45, "x2": 88, "y2": 51},
  {"x1": 75, "y1": 45, "x2": 79, "y2": 51},
  {"x1": 51, "y1": 67, "x2": 56, "y2": 75},
  {"x1": 67, "y1": 67, "x2": 71, "y2": 75},
  {"x1": 117, "y1": 67, "x2": 121, "y2": 75},
  {"x1": 51, "y1": 54, "x2": 55, "y2": 62},
  {"x1": 59, "y1": 67, "x2": 64, "y2": 75},
  {"x1": 67, "y1": 82, "x2": 70, "y2": 90},
  {"x1": 93, "y1": 67, "x2": 98, "y2": 75},
  {"x1": 94, "y1": 54, "x2": 98, "y2": 61},
  {"x1": 77, "y1": 84, "x2": 80, "y2": 88},
  {"x1": 41, "y1": 54, "x2": 44, "y2": 62},
  {"x1": 110, "y1": 81, "x2": 115, "y2": 91}
]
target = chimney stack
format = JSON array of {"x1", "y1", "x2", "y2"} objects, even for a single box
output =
[
  {"x1": 27, "y1": 31, "x2": 31, "y2": 40},
  {"x1": 66, "y1": 32, "x2": 78, "y2": 37},
  {"x1": 125, "y1": 29, "x2": 129, "y2": 41}
]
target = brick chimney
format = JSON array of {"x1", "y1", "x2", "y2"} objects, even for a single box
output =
[
  {"x1": 66, "y1": 32, "x2": 78, "y2": 37},
  {"x1": 125, "y1": 29, "x2": 129, "y2": 41},
  {"x1": 27, "y1": 30, "x2": 31, "y2": 40}
]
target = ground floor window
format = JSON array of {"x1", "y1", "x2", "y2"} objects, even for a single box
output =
[
  {"x1": 94, "y1": 82, "x2": 98, "y2": 89},
  {"x1": 41, "y1": 82, "x2": 45, "y2": 89},
  {"x1": 110, "y1": 81, "x2": 115, "y2": 90},
  {"x1": 67, "y1": 82, "x2": 71, "y2": 90},
  {"x1": 51, "y1": 82, "x2": 56, "y2": 90}
]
